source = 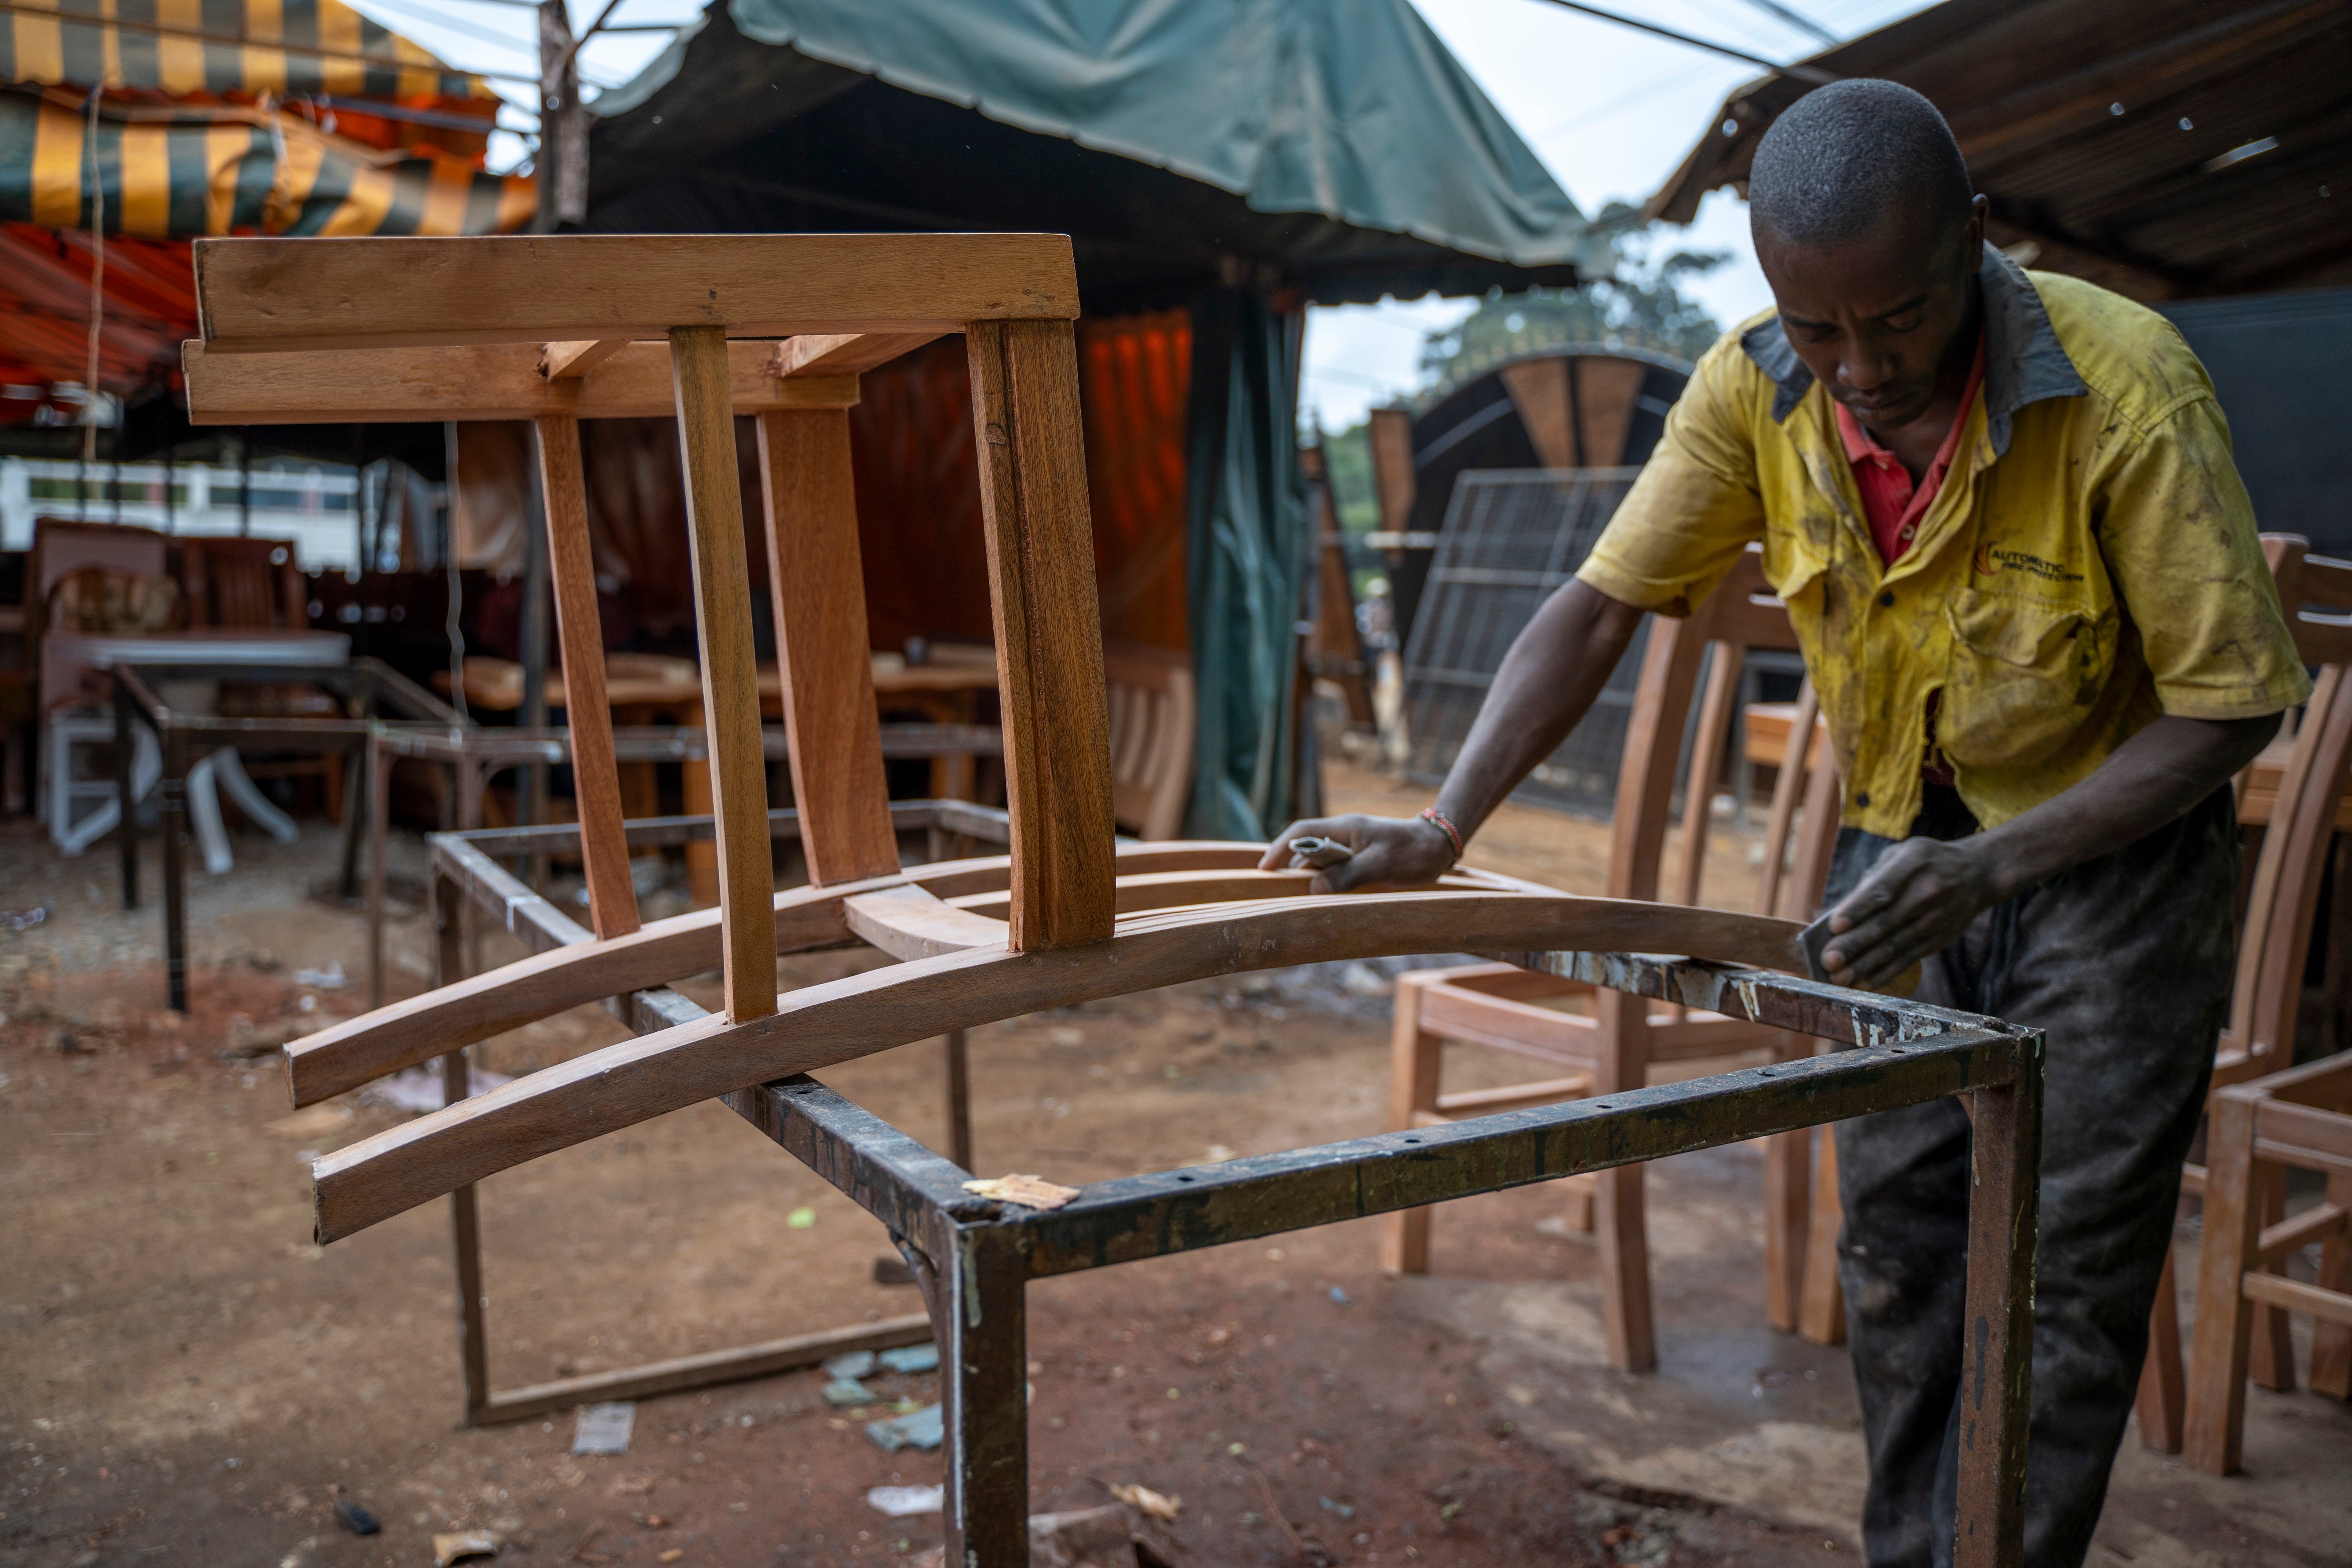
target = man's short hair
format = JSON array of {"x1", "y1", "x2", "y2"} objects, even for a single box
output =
[{"x1": 1748, "y1": 80, "x2": 1973, "y2": 249}]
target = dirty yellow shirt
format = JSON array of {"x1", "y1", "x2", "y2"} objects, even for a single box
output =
[{"x1": 1577, "y1": 245, "x2": 2310, "y2": 839}]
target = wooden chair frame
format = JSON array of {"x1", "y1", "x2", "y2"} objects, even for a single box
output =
[
  {"x1": 2182, "y1": 1049, "x2": 2352, "y2": 1474},
  {"x1": 1383, "y1": 549, "x2": 1844, "y2": 1368},
  {"x1": 2135, "y1": 538, "x2": 2352, "y2": 1451},
  {"x1": 187, "y1": 234, "x2": 2040, "y2": 1564}
]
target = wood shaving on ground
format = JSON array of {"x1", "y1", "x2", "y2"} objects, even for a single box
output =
[
  {"x1": 1110, "y1": 1482, "x2": 1181, "y2": 1521},
  {"x1": 961, "y1": 1174, "x2": 1081, "y2": 1210}
]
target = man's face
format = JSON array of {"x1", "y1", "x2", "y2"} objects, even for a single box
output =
[{"x1": 1754, "y1": 197, "x2": 1986, "y2": 432}]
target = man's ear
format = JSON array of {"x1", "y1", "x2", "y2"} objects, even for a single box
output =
[{"x1": 1965, "y1": 194, "x2": 1989, "y2": 255}]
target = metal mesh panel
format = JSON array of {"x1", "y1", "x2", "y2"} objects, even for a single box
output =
[{"x1": 1400, "y1": 468, "x2": 1646, "y2": 817}]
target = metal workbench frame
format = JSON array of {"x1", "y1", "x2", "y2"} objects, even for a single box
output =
[{"x1": 423, "y1": 810, "x2": 2044, "y2": 1568}]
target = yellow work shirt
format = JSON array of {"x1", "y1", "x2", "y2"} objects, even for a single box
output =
[{"x1": 1577, "y1": 244, "x2": 2311, "y2": 839}]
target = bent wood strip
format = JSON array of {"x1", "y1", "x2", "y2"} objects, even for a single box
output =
[
  {"x1": 194, "y1": 233, "x2": 1080, "y2": 352},
  {"x1": 946, "y1": 867, "x2": 1515, "y2": 920},
  {"x1": 311, "y1": 894, "x2": 1805, "y2": 1242},
  {"x1": 846, "y1": 886, "x2": 1014, "y2": 960},
  {"x1": 182, "y1": 339, "x2": 855, "y2": 424},
  {"x1": 284, "y1": 844, "x2": 1275, "y2": 1106}
]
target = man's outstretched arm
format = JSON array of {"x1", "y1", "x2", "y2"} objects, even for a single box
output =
[{"x1": 1259, "y1": 579, "x2": 1648, "y2": 891}]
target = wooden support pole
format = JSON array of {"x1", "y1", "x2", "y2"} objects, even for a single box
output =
[
  {"x1": 533, "y1": 414, "x2": 640, "y2": 939},
  {"x1": 668, "y1": 325, "x2": 777, "y2": 1022},
  {"x1": 965, "y1": 319, "x2": 1115, "y2": 951},
  {"x1": 755, "y1": 407, "x2": 900, "y2": 887}
]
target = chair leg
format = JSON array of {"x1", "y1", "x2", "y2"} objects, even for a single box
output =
[
  {"x1": 2184, "y1": 1095, "x2": 2264, "y2": 1475},
  {"x1": 1798, "y1": 1123, "x2": 1846, "y2": 1346},
  {"x1": 1593, "y1": 989, "x2": 1655, "y2": 1371},
  {"x1": 2249, "y1": 1162, "x2": 2297, "y2": 1392},
  {"x1": 1557, "y1": 1174, "x2": 1596, "y2": 1232},
  {"x1": 1381, "y1": 981, "x2": 1443, "y2": 1276},
  {"x1": 1763, "y1": 1034, "x2": 1811, "y2": 1332},
  {"x1": 2312, "y1": 1172, "x2": 2352, "y2": 1400},
  {"x1": 2137, "y1": 1242, "x2": 2185, "y2": 1452}
]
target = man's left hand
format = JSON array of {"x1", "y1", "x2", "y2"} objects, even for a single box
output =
[{"x1": 1820, "y1": 836, "x2": 2005, "y2": 991}]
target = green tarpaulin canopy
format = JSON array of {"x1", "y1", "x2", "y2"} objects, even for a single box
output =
[{"x1": 588, "y1": 0, "x2": 1601, "y2": 837}]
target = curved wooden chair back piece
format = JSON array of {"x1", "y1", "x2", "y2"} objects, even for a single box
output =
[
  {"x1": 1383, "y1": 546, "x2": 1842, "y2": 1369},
  {"x1": 2136, "y1": 538, "x2": 2352, "y2": 1454},
  {"x1": 184, "y1": 234, "x2": 1802, "y2": 1259}
]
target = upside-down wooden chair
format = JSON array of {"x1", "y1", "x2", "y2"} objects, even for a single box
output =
[
  {"x1": 2129, "y1": 538, "x2": 2352, "y2": 1452},
  {"x1": 1102, "y1": 637, "x2": 1195, "y2": 840},
  {"x1": 182, "y1": 233, "x2": 1984, "y2": 1566},
  {"x1": 1383, "y1": 547, "x2": 1842, "y2": 1369}
]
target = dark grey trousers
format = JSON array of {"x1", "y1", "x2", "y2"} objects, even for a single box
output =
[{"x1": 1822, "y1": 784, "x2": 2236, "y2": 1568}]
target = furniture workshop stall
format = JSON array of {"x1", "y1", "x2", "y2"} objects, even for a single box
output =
[{"x1": 191, "y1": 231, "x2": 2042, "y2": 1567}]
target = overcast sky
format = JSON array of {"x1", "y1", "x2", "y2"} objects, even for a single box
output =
[
  {"x1": 1303, "y1": 0, "x2": 1938, "y2": 430},
  {"x1": 343, "y1": 0, "x2": 1936, "y2": 430}
]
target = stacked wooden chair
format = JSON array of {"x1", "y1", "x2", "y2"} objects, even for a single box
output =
[
  {"x1": 1383, "y1": 547, "x2": 1842, "y2": 1369},
  {"x1": 2131, "y1": 538, "x2": 2352, "y2": 1456},
  {"x1": 185, "y1": 233, "x2": 1878, "y2": 1564}
]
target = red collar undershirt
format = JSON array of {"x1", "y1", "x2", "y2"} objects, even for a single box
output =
[{"x1": 1834, "y1": 330, "x2": 1987, "y2": 566}]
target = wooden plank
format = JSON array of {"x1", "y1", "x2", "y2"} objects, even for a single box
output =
[
  {"x1": 1575, "y1": 356, "x2": 1649, "y2": 469},
  {"x1": 755, "y1": 408, "x2": 901, "y2": 886},
  {"x1": 1798, "y1": 1123, "x2": 1846, "y2": 1345},
  {"x1": 669, "y1": 325, "x2": 779, "y2": 1023},
  {"x1": 308, "y1": 892, "x2": 1809, "y2": 1242},
  {"x1": 844, "y1": 886, "x2": 1011, "y2": 961},
  {"x1": 769, "y1": 332, "x2": 947, "y2": 377},
  {"x1": 1500, "y1": 358, "x2": 1576, "y2": 469},
  {"x1": 1368, "y1": 407, "x2": 1417, "y2": 534},
  {"x1": 183, "y1": 338, "x2": 857, "y2": 424},
  {"x1": 2136, "y1": 1246, "x2": 2185, "y2": 1452},
  {"x1": 539, "y1": 339, "x2": 629, "y2": 379},
  {"x1": 1432, "y1": 1075, "x2": 1593, "y2": 1115},
  {"x1": 2239, "y1": 1270, "x2": 2352, "y2": 1325},
  {"x1": 966, "y1": 319, "x2": 1116, "y2": 950},
  {"x1": 477, "y1": 1314, "x2": 934, "y2": 1425},
  {"x1": 534, "y1": 414, "x2": 640, "y2": 941},
  {"x1": 2255, "y1": 1201, "x2": 2347, "y2": 1265},
  {"x1": 193, "y1": 233, "x2": 1080, "y2": 352},
  {"x1": 282, "y1": 844, "x2": 1275, "y2": 1106},
  {"x1": 2256, "y1": 1098, "x2": 2352, "y2": 1166}
]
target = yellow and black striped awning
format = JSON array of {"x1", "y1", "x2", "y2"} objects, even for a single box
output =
[
  {"x1": 2, "y1": 0, "x2": 489, "y2": 105},
  {"x1": 0, "y1": 0, "x2": 533, "y2": 236},
  {"x1": 4, "y1": 84, "x2": 534, "y2": 234}
]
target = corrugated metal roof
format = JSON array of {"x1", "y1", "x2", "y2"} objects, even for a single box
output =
[{"x1": 1644, "y1": 0, "x2": 2351, "y2": 300}]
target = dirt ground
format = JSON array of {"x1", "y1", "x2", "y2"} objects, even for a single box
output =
[{"x1": 3, "y1": 760, "x2": 2347, "y2": 1568}]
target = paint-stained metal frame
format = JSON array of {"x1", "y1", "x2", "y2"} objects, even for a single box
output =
[
  {"x1": 429, "y1": 812, "x2": 2043, "y2": 1568},
  {"x1": 420, "y1": 801, "x2": 1010, "y2": 1426}
]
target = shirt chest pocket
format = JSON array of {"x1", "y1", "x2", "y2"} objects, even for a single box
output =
[{"x1": 1938, "y1": 588, "x2": 2115, "y2": 771}]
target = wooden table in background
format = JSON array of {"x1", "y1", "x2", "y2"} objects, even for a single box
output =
[{"x1": 452, "y1": 653, "x2": 1002, "y2": 904}]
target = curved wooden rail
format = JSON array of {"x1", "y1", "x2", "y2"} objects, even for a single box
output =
[
  {"x1": 310, "y1": 891, "x2": 1803, "y2": 1243},
  {"x1": 284, "y1": 841, "x2": 1275, "y2": 1107}
]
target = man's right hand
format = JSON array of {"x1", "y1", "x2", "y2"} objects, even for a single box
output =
[{"x1": 1255, "y1": 813, "x2": 1459, "y2": 894}]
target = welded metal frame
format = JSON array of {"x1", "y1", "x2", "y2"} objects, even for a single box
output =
[
  {"x1": 425, "y1": 811, "x2": 2043, "y2": 1568},
  {"x1": 421, "y1": 800, "x2": 1010, "y2": 1426},
  {"x1": 112, "y1": 657, "x2": 461, "y2": 1011}
]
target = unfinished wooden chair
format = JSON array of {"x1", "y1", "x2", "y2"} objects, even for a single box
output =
[
  {"x1": 2181, "y1": 1048, "x2": 2352, "y2": 1474},
  {"x1": 2132, "y1": 538, "x2": 2352, "y2": 1452},
  {"x1": 183, "y1": 234, "x2": 1859, "y2": 1566},
  {"x1": 1384, "y1": 547, "x2": 1841, "y2": 1369},
  {"x1": 1103, "y1": 637, "x2": 1194, "y2": 840},
  {"x1": 176, "y1": 535, "x2": 307, "y2": 630}
]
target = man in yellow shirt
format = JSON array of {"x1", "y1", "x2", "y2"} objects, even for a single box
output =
[{"x1": 1268, "y1": 81, "x2": 2308, "y2": 1566}]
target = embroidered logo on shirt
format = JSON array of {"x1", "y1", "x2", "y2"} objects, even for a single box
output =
[{"x1": 1973, "y1": 544, "x2": 2085, "y2": 584}]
